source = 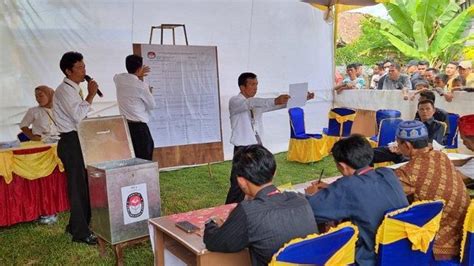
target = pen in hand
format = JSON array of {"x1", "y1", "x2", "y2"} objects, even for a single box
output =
[{"x1": 318, "y1": 169, "x2": 325, "y2": 184}]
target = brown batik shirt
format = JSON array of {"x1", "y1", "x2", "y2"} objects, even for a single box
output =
[{"x1": 395, "y1": 149, "x2": 469, "y2": 259}]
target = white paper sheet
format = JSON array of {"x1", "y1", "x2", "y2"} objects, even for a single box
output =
[{"x1": 287, "y1": 82, "x2": 308, "y2": 108}]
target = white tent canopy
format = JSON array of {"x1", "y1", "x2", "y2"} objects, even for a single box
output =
[{"x1": 0, "y1": 0, "x2": 334, "y2": 160}]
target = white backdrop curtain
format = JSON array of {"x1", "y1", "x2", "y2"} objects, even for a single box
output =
[{"x1": 0, "y1": 0, "x2": 334, "y2": 160}]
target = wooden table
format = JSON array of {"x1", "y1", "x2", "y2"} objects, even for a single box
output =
[{"x1": 149, "y1": 204, "x2": 251, "y2": 266}]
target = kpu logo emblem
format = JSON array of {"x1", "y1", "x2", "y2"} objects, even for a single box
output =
[{"x1": 126, "y1": 192, "x2": 144, "y2": 218}]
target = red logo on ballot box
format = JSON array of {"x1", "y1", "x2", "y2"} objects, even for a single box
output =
[{"x1": 126, "y1": 192, "x2": 144, "y2": 218}]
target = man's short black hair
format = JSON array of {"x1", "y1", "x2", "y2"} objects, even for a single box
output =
[
  {"x1": 436, "y1": 73, "x2": 449, "y2": 84},
  {"x1": 418, "y1": 60, "x2": 429, "y2": 67},
  {"x1": 448, "y1": 61, "x2": 459, "y2": 66},
  {"x1": 418, "y1": 99, "x2": 434, "y2": 108},
  {"x1": 347, "y1": 63, "x2": 357, "y2": 70},
  {"x1": 233, "y1": 145, "x2": 276, "y2": 186},
  {"x1": 60, "y1": 51, "x2": 83, "y2": 76},
  {"x1": 390, "y1": 62, "x2": 401, "y2": 71},
  {"x1": 331, "y1": 134, "x2": 373, "y2": 170},
  {"x1": 419, "y1": 90, "x2": 436, "y2": 103},
  {"x1": 238, "y1": 72, "x2": 257, "y2": 87},
  {"x1": 126, "y1": 54, "x2": 143, "y2": 74},
  {"x1": 426, "y1": 68, "x2": 439, "y2": 74}
]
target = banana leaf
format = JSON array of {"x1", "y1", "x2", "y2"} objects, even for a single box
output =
[
  {"x1": 380, "y1": 31, "x2": 422, "y2": 58},
  {"x1": 430, "y1": 6, "x2": 474, "y2": 56},
  {"x1": 372, "y1": 17, "x2": 413, "y2": 44},
  {"x1": 415, "y1": 0, "x2": 442, "y2": 37},
  {"x1": 413, "y1": 21, "x2": 428, "y2": 52},
  {"x1": 437, "y1": 2, "x2": 461, "y2": 27},
  {"x1": 384, "y1": 2, "x2": 414, "y2": 38}
]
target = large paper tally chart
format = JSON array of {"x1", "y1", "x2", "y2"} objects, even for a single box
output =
[{"x1": 141, "y1": 44, "x2": 222, "y2": 148}]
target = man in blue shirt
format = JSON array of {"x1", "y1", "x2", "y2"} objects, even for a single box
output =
[{"x1": 306, "y1": 135, "x2": 408, "y2": 265}]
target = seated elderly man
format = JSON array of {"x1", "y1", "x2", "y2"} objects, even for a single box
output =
[
  {"x1": 394, "y1": 120, "x2": 470, "y2": 261},
  {"x1": 457, "y1": 114, "x2": 474, "y2": 181},
  {"x1": 372, "y1": 99, "x2": 446, "y2": 164},
  {"x1": 204, "y1": 145, "x2": 317, "y2": 266},
  {"x1": 306, "y1": 135, "x2": 408, "y2": 265}
]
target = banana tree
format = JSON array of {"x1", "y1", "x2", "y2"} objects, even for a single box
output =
[{"x1": 366, "y1": 0, "x2": 474, "y2": 67}]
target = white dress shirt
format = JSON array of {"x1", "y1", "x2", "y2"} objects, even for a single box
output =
[
  {"x1": 457, "y1": 158, "x2": 474, "y2": 179},
  {"x1": 19, "y1": 106, "x2": 59, "y2": 137},
  {"x1": 114, "y1": 73, "x2": 156, "y2": 123},
  {"x1": 53, "y1": 77, "x2": 91, "y2": 133},
  {"x1": 229, "y1": 93, "x2": 284, "y2": 146}
]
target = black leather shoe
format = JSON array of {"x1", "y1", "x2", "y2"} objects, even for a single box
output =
[{"x1": 72, "y1": 234, "x2": 98, "y2": 245}]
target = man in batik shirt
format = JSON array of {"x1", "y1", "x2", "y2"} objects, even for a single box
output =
[{"x1": 394, "y1": 120, "x2": 469, "y2": 261}]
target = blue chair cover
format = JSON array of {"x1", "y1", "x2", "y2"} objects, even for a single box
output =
[
  {"x1": 462, "y1": 232, "x2": 474, "y2": 266},
  {"x1": 376, "y1": 118, "x2": 403, "y2": 147},
  {"x1": 289, "y1": 107, "x2": 322, "y2": 139},
  {"x1": 376, "y1": 109, "x2": 401, "y2": 130},
  {"x1": 274, "y1": 226, "x2": 356, "y2": 265},
  {"x1": 376, "y1": 201, "x2": 444, "y2": 266},
  {"x1": 17, "y1": 132, "x2": 30, "y2": 142},
  {"x1": 445, "y1": 113, "x2": 460, "y2": 149},
  {"x1": 322, "y1": 107, "x2": 355, "y2": 137}
]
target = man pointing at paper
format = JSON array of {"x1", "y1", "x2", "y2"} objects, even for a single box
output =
[{"x1": 225, "y1": 72, "x2": 314, "y2": 204}]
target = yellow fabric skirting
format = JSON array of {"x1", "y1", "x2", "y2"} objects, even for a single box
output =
[
  {"x1": 460, "y1": 199, "x2": 474, "y2": 262},
  {"x1": 287, "y1": 138, "x2": 328, "y2": 163},
  {"x1": 269, "y1": 222, "x2": 359, "y2": 266},
  {"x1": 375, "y1": 200, "x2": 444, "y2": 254},
  {"x1": 0, "y1": 145, "x2": 64, "y2": 184}
]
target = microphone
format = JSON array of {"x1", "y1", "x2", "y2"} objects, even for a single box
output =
[{"x1": 84, "y1": 75, "x2": 103, "y2": 97}]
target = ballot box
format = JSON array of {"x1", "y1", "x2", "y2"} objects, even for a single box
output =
[{"x1": 78, "y1": 115, "x2": 160, "y2": 245}]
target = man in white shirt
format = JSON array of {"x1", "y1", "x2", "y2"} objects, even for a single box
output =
[
  {"x1": 458, "y1": 114, "x2": 474, "y2": 182},
  {"x1": 225, "y1": 72, "x2": 314, "y2": 203},
  {"x1": 53, "y1": 51, "x2": 98, "y2": 245},
  {"x1": 114, "y1": 54, "x2": 156, "y2": 160}
]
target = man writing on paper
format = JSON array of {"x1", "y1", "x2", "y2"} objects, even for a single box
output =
[
  {"x1": 204, "y1": 145, "x2": 317, "y2": 266},
  {"x1": 225, "y1": 72, "x2": 314, "y2": 203},
  {"x1": 114, "y1": 54, "x2": 156, "y2": 161},
  {"x1": 53, "y1": 51, "x2": 98, "y2": 245}
]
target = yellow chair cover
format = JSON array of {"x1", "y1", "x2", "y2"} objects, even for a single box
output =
[
  {"x1": 269, "y1": 222, "x2": 359, "y2": 266},
  {"x1": 0, "y1": 145, "x2": 64, "y2": 184},
  {"x1": 375, "y1": 200, "x2": 444, "y2": 254},
  {"x1": 460, "y1": 199, "x2": 474, "y2": 262},
  {"x1": 287, "y1": 138, "x2": 327, "y2": 163}
]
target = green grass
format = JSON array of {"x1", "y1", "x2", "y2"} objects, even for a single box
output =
[{"x1": 0, "y1": 152, "x2": 338, "y2": 265}]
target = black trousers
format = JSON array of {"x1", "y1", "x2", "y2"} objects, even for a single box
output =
[
  {"x1": 57, "y1": 131, "x2": 91, "y2": 240},
  {"x1": 128, "y1": 121, "x2": 154, "y2": 161},
  {"x1": 225, "y1": 145, "x2": 247, "y2": 204}
]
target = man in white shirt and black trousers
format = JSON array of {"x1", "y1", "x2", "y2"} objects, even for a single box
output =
[
  {"x1": 225, "y1": 72, "x2": 314, "y2": 204},
  {"x1": 53, "y1": 51, "x2": 98, "y2": 245},
  {"x1": 114, "y1": 54, "x2": 156, "y2": 161}
]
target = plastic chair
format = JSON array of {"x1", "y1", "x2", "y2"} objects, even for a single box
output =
[
  {"x1": 322, "y1": 108, "x2": 356, "y2": 137},
  {"x1": 17, "y1": 132, "x2": 30, "y2": 142},
  {"x1": 370, "y1": 118, "x2": 403, "y2": 147},
  {"x1": 376, "y1": 109, "x2": 401, "y2": 130},
  {"x1": 269, "y1": 222, "x2": 358, "y2": 266},
  {"x1": 288, "y1": 107, "x2": 322, "y2": 139},
  {"x1": 445, "y1": 113, "x2": 460, "y2": 149},
  {"x1": 287, "y1": 108, "x2": 327, "y2": 163},
  {"x1": 460, "y1": 199, "x2": 474, "y2": 266},
  {"x1": 375, "y1": 200, "x2": 444, "y2": 266}
]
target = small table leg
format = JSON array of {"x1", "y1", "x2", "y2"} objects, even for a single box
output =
[
  {"x1": 97, "y1": 236, "x2": 107, "y2": 257},
  {"x1": 154, "y1": 227, "x2": 165, "y2": 266},
  {"x1": 114, "y1": 243, "x2": 124, "y2": 266}
]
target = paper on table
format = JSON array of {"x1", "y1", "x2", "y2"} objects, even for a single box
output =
[{"x1": 287, "y1": 82, "x2": 308, "y2": 108}]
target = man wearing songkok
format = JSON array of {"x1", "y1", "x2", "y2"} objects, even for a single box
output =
[
  {"x1": 204, "y1": 145, "x2": 317, "y2": 266},
  {"x1": 457, "y1": 114, "x2": 474, "y2": 180},
  {"x1": 394, "y1": 120, "x2": 470, "y2": 261},
  {"x1": 306, "y1": 135, "x2": 408, "y2": 265}
]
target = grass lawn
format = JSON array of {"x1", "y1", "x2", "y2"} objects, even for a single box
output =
[{"x1": 0, "y1": 152, "x2": 339, "y2": 265}]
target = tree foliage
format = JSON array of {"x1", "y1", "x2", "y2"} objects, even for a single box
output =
[{"x1": 371, "y1": 0, "x2": 473, "y2": 67}]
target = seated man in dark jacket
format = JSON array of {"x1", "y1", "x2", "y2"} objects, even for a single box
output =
[
  {"x1": 204, "y1": 145, "x2": 317, "y2": 266},
  {"x1": 372, "y1": 99, "x2": 446, "y2": 164},
  {"x1": 306, "y1": 135, "x2": 408, "y2": 265}
]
